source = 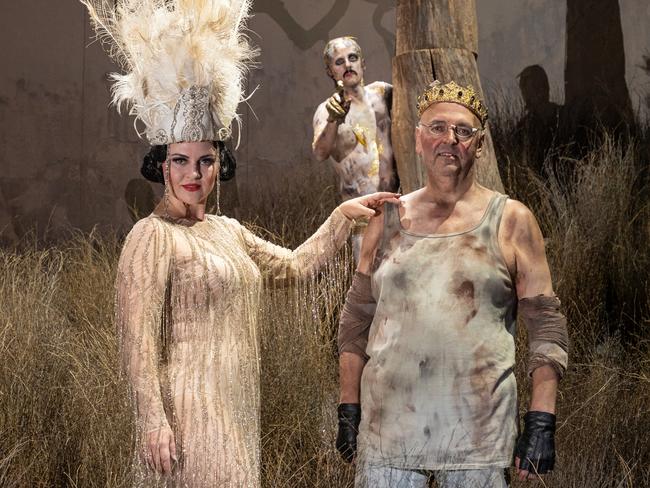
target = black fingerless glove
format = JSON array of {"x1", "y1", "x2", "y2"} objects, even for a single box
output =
[
  {"x1": 336, "y1": 403, "x2": 361, "y2": 463},
  {"x1": 514, "y1": 411, "x2": 556, "y2": 474}
]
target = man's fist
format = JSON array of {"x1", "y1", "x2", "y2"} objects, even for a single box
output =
[
  {"x1": 336, "y1": 403, "x2": 361, "y2": 463},
  {"x1": 514, "y1": 411, "x2": 556, "y2": 479},
  {"x1": 326, "y1": 81, "x2": 351, "y2": 124}
]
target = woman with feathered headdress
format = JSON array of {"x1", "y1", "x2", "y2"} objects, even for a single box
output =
[{"x1": 79, "y1": 0, "x2": 399, "y2": 485}]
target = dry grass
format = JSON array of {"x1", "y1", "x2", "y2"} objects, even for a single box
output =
[{"x1": 0, "y1": 130, "x2": 648, "y2": 487}]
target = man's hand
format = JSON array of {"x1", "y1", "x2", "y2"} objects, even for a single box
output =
[
  {"x1": 336, "y1": 403, "x2": 361, "y2": 462},
  {"x1": 514, "y1": 411, "x2": 556, "y2": 481},
  {"x1": 326, "y1": 80, "x2": 351, "y2": 124},
  {"x1": 144, "y1": 426, "x2": 177, "y2": 475}
]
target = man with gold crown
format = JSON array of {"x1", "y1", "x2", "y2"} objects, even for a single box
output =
[
  {"x1": 335, "y1": 80, "x2": 569, "y2": 487},
  {"x1": 79, "y1": 1, "x2": 400, "y2": 486},
  {"x1": 312, "y1": 36, "x2": 399, "y2": 263}
]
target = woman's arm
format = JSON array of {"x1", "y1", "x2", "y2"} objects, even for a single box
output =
[
  {"x1": 115, "y1": 218, "x2": 176, "y2": 473},
  {"x1": 239, "y1": 193, "x2": 399, "y2": 283}
]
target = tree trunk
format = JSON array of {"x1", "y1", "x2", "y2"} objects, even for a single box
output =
[
  {"x1": 392, "y1": 0, "x2": 504, "y2": 193},
  {"x1": 565, "y1": 0, "x2": 634, "y2": 141}
]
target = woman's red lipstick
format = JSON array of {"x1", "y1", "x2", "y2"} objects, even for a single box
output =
[{"x1": 181, "y1": 184, "x2": 201, "y2": 192}]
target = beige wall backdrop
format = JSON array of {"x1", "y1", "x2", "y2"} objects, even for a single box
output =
[{"x1": 0, "y1": 0, "x2": 648, "y2": 240}]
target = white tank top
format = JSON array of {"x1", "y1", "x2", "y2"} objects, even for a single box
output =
[{"x1": 358, "y1": 193, "x2": 518, "y2": 470}]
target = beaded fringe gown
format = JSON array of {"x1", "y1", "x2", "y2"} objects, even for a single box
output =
[{"x1": 115, "y1": 209, "x2": 351, "y2": 487}]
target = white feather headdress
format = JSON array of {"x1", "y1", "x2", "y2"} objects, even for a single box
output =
[{"x1": 80, "y1": 0, "x2": 256, "y2": 144}]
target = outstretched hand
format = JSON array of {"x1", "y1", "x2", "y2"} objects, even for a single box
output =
[{"x1": 338, "y1": 192, "x2": 401, "y2": 220}]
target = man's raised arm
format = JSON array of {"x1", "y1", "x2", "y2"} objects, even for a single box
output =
[{"x1": 312, "y1": 86, "x2": 349, "y2": 162}]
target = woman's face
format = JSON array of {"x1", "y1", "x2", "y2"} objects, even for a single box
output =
[{"x1": 164, "y1": 141, "x2": 219, "y2": 205}]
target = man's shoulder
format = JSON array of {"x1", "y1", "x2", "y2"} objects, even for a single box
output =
[
  {"x1": 313, "y1": 100, "x2": 329, "y2": 125},
  {"x1": 367, "y1": 81, "x2": 392, "y2": 89},
  {"x1": 366, "y1": 81, "x2": 392, "y2": 97},
  {"x1": 501, "y1": 198, "x2": 542, "y2": 240},
  {"x1": 503, "y1": 198, "x2": 536, "y2": 222}
]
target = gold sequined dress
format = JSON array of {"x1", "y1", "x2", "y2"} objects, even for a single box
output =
[{"x1": 115, "y1": 209, "x2": 352, "y2": 487}]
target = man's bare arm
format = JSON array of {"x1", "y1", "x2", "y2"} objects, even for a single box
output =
[
  {"x1": 510, "y1": 201, "x2": 558, "y2": 406},
  {"x1": 312, "y1": 104, "x2": 340, "y2": 162},
  {"x1": 508, "y1": 201, "x2": 564, "y2": 480},
  {"x1": 335, "y1": 214, "x2": 384, "y2": 462},
  {"x1": 339, "y1": 353, "x2": 365, "y2": 403},
  {"x1": 511, "y1": 202, "x2": 554, "y2": 299},
  {"x1": 356, "y1": 212, "x2": 383, "y2": 275},
  {"x1": 338, "y1": 214, "x2": 384, "y2": 402}
]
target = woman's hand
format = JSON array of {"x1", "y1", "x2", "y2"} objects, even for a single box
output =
[
  {"x1": 144, "y1": 426, "x2": 177, "y2": 475},
  {"x1": 338, "y1": 192, "x2": 401, "y2": 220}
]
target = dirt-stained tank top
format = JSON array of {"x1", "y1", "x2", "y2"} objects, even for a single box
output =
[{"x1": 358, "y1": 192, "x2": 518, "y2": 470}]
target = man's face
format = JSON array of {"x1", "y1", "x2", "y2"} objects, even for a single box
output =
[
  {"x1": 327, "y1": 41, "x2": 364, "y2": 87},
  {"x1": 415, "y1": 102, "x2": 483, "y2": 178}
]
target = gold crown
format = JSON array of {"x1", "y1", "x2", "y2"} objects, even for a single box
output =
[{"x1": 417, "y1": 80, "x2": 488, "y2": 126}]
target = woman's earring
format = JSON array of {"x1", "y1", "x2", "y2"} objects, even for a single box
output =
[
  {"x1": 215, "y1": 174, "x2": 221, "y2": 216},
  {"x1": 163, "y1": 160, "x2": 172, "y2": 219}
]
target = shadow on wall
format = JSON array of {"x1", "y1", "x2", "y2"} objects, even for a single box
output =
[
  {"x1": 510, "y1": 0, "x2": 640, "y2": 178},
  {"x1": 253, "y1": 0, "x2": 394, "y2": 55},
  {"x1": 515, "y1": 65, "x2": 563, "y2": 175},
  {"x1": 643, "y1": 54, "x2": 650, "y2": 112}
]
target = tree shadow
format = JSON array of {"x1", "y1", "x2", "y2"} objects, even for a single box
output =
[
  {"x1": 253, "y1": 0, "x2": 351, "y2": 50},
  {"x1": 362, "y1": 0, "x2": 395, "y2": 56},
  {"x1": 564, "y1": 0, "x2": 634, "y2": 147}
]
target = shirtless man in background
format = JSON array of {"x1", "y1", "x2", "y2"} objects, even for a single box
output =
[{"x1": 312, "y1": 36, "x2": 399, "y2": 261}]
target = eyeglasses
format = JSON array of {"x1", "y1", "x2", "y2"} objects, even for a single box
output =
[{"x1": 418, "y1": 121, "x2": 480, "y2": 141}]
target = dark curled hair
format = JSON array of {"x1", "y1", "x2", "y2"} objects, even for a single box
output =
[{"x1": 141, "y1": 141, "x2": 236, "y2": 184}]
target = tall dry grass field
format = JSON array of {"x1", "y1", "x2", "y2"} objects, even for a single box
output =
[{"x1": 0, "y1": 129, "x2": 648, "y2": 487}]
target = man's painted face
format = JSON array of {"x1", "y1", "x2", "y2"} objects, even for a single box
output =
[
  {"x1": 163, "y1": 141, "x2": 219, "y2": 206},
  {"x1": 327, "y1": 42, "x2": 364, "y2": 87},
  {"x1": 415, "y1": 102, "x2": 483, "y2": 177}
]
